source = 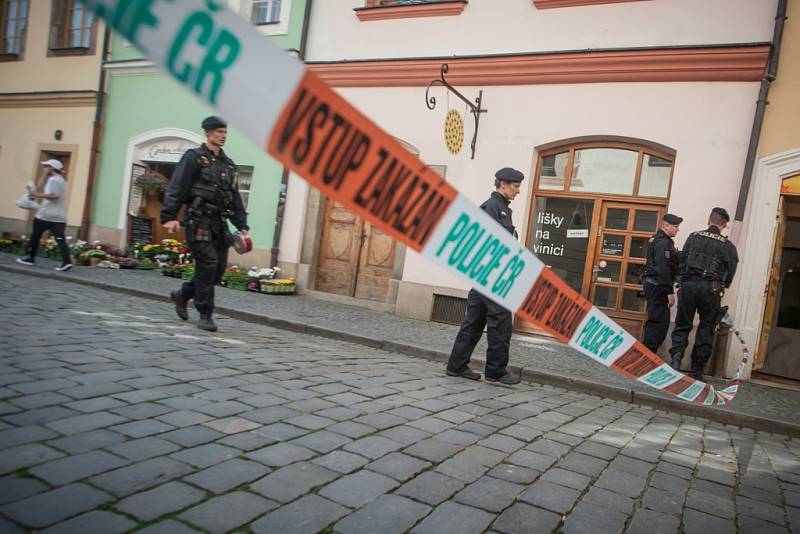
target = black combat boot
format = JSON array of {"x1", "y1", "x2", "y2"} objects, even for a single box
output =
[
  {"x1": 690, "y1": 362, "x2": 707, "y2": 383},
  {"x1": 171, "y1": 290, "x2": 188, "y2": 320},
  {"x1": 197, "y1": 313, "x2": 218, "y2": 332},
  {"x1": 670, "y1": 353, "x2": 682, "y2": 371}
]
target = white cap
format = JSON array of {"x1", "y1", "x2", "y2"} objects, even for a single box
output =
[{"x1": 41, "y1": 159, "x2": 64, "y2": 172}]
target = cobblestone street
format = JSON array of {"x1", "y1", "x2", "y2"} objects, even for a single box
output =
[{"x1": 1, "y1": 271, "x2": 799, "y2": 533}]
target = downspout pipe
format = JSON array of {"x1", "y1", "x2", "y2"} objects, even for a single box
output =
[
  {"x1": 734, "y1": 0, "x2": 787, "y2": 221},
  {"x1": 270, "y1": 0, "x2": 313, "y2": 268},
  {"x1": 79, "y1": 24, "x2": 112, "y2": 241}
]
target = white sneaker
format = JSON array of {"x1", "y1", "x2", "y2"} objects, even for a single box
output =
[
  {"x1": 16, "y1": 257, "x2": 34, "y2": 266},
  {"x1": 54, "y1": 263, "x2": 73, "y2": 272}
]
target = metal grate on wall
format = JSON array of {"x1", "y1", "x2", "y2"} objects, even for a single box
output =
[{"x1": 431, "y1": 294, "x2": 468, "y2": 325}]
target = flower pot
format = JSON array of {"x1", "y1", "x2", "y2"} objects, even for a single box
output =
[{"x1": 89, "y1": 256, "x2": 104, "y2": 267}]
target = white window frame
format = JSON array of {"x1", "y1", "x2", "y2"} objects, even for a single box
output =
[
  {"x1": 249, "y1": 0, "x2": 291, "y2": 37},
  {"x1": 236, "y1": 165, "x2": 254, "y2": 212}
]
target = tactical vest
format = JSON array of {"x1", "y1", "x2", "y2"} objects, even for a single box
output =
[
  {"x1": 189, "y1": 151, "x2": 237, "y2": 219},
  {"x1": 681, "y1": 230, "x2": 728, "y2": 281},
  {"x1": 643, "y1": 232, "x2": 678, "y2": 281}
]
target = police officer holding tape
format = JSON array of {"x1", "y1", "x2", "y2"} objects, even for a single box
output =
[
  {"x1": 669, "y1": 207, "x2": 738, "y2": 381},
  {"x1": 161, "y1": 116, "x2": 249, "y2": 332},
  {"x1": 642, "y1": 213, "x2": 682, "y2": 354},
  {"x1": 446, "y1": 168, "x2": 525, "y2": 386}
]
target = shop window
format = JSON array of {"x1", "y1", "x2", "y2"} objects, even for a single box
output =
[
  {"x1": 534, "y1": 141, "x2": 674, "y2": 198},
  {"x1": 528, "y1": 196, "x2": 595, "y2": 293},
  {"x1": 538, "y1": 152, "x2": 568, "y2": 190},
  {"x1": 251, "y1": 0, "x2": 281, "y2": 25},
  {"x1": 639, "y1": 154, "x2": 672, "y2": 197},
  {"x1": 0, "y1": 0, "x2": 27, "y2": 59},
  {"x1": 236, "y1": 166, "x2": 254, "y2": 212},
  {"x1": 49, "y1": 0, "x2": 95, "y2": 55},
  {"x1": 571, "y1": 148, "x2": 638, "y2": 195}
]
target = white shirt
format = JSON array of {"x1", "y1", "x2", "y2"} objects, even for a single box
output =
[{"x1": 36, "y1": 174, "x2": 67, "y2": 223}]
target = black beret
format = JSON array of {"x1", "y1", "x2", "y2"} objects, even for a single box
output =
[
  {"x1": 495, "y1": 167, "x2": 525, "y2": 183},
  {"x1": 662, "y1": 213, "x2": 683, "y2": 225},
  {"x1": 201, "y1": 116, "x2": 227, "y2": 130},
  {"x1": 711, "y1": 207, "x2": 730, "y2": 222}
]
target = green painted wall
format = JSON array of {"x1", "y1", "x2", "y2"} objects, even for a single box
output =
[
  {"x1": 95, "y1": 0, "x2": 309, "y2": 249},
  {"x1": 93, "y1": 72, "x2": 284, "y2": 249},
  {"x1": 108, "y1": 0, "x2": 307, "y2": 61}
]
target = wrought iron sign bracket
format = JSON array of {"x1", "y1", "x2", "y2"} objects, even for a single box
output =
[{"x1": 425, "y1": 63, "x2": 487, "y2": 159}]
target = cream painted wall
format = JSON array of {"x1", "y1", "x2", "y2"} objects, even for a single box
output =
[
  {"x1": 307, "y1": 0, "x2": 776, "y2": 61},
  {"x1": 336, "y1": 81, "x2": 759, "y2": 295},
  {"x1": 278, "y1": 173, "x2": 309, "y2": 265},
  {"x1": 0, "y1": 106, "x2": 95, "y2": 228},
  {"x1": 759, "y1": 0, "x2": 800, "y2": 158},
  {"x1": 0, "y1": 2, "x2": 104, "y2": 93}
]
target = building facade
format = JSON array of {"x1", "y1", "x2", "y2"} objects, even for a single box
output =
[
  {"x1": 0, "y1": 0, "x2": 107, "y2": 238},
  {"x1": 90, "y1": 0, "x2": 308, "y2": 270},
  {"x1": 733, "y1": 0, "x2": 800, "y2": 382},
  {"x1": 280, "y1": 0, "x2": 780, "y2": 378}
]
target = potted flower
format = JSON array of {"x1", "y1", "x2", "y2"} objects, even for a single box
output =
[
  {"x1": 134, "y1": 172, "x2": 169, "y2": 198},
  {"x1": 82, "y1": 248, "x2": 108, "y2": 267}
]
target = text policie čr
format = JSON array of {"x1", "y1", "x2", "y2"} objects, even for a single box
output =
[
  {"x1": 434, "y1": 212, "x2": 526, "y2": 300},
  {"x1": 531, "y1": 211, "x2": 565, "y2": 257},
  {"x1": 274, "y1": 86, "x2": 451, "y2": 248}
]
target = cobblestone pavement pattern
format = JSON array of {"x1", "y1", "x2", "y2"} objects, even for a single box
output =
[
  {"x1": 1, "y1": 271, "x2": 800, "y2": 533},
  {"x1": 2, "y1": 253, "x2": 798, "y2": 428}
]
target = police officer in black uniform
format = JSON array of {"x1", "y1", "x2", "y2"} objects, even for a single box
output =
[
  {"x1": 669, "y1": 207, "x2": 738, "y2": 380},
  {"x1": 446, "y1": 168, "x2": 524, "y2": 385},
  {"x1": 161, "y1": 116, "x2": 249, "y2": 332},
  {"x1": 642, "y1": 213, "x2": 682, "y2": 354}
]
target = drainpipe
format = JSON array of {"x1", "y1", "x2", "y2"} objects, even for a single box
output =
[
  {"x1": 79, "y1": 25, "x2": 112, "y2": 241},
  {"x1": 734, "y1": 0, "x2": 788, "y2": 222},
  {"x1": 270, "y1": 0, "x2": 313, "y2": 268}
]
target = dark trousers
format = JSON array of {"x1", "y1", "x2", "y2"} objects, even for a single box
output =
[
  {"x1": 670, "y1": 279, "x2": 720, "y2": 371},
  {"x1": 182, "y1": 238, "x2": 229, "y2": 314},
  {"x1": 642, "y1": 282, "x2": 670, "y2": 354},
  {"x1": 447, "y1": 289, "x2": 512, "y2": 379},
  {"x1": 27, "y1": 218, "x2": 71, "y2": 264}
]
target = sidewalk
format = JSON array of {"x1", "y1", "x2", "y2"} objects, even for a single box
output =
[{"x1": 2, "y1": 252, "x2": 799, "y2": 436}]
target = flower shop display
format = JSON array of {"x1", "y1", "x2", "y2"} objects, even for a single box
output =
[
  {"x1": 135, "y1": 259, "x2": 158, "y2": 270},
  {"x1": 260, "y1": 277, "x2": 296, "y2": 294},
  {"x1": 244, "y1": 266, "x2": 296, "y2": 295},
  {"x1": 222, "y1": 266, "x2": 249, "y2": 290}
]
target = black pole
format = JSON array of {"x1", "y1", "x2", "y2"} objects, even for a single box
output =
[
  {"x1": 79, "y1": 25, "x2": 112, "y2": 241},
  {"x1": 734, "y1": 0, "x2": 787, "y2": 221}
]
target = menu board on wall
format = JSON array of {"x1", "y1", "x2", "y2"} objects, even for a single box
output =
[
  {"x1": 527, "y1": 197, "x2": 595, "y2": 293},
  {"x1": 128, "y1": 215, "x2": 154, "y2": 244}
]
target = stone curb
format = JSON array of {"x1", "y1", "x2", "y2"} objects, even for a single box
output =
[{"x1": 3, "y1": 264, "x2": 799, "y2": 437}]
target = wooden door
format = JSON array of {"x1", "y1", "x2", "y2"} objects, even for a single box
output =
[
  {"x1": 756, "y1": 196, "x2": 786, "y2": 370},
  {"x1": 354, "y1": 221, "x2": 396, "y2": 300},
  {"x1": 589, "y1": 202, "x2": 665, "y2": 339},
  {"x1": 316, "y1": 200, "x2": 363, "y2": 296},
  {"x1": 316, "y1": 200, "x2": 397, "y2": 301}
]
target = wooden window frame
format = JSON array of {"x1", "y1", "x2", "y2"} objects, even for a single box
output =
[
  {"x1": 0, "y1": 0, "x2": 28, "y2": 61},
  {"x1": 532, "y1": 140, "x2": 675, "y2": 200},
  {"x1": 48, "y1": 0, "x2": 98, "y2": 57}
]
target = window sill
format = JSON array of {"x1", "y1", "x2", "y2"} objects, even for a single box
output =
[
  {"x1": 49, "y1": 46, "x2": 90, "y2": 57},
  {"x1": 253, "y1": 20, "x2": 280, "y2": 26},
  {"x1": 0, "y1": 52, "x2": 21, "y2": 62},
  {"x1": 354, "y1": 0, "x2": 467, "y2": 21},
  {"x1": 533, "y1": 0, "x2": 651, "y2": 9}
]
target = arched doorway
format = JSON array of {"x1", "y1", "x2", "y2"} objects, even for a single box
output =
[
  {"x1": 521, "y1": 137, "x2": 676, "y2": 339},
  {"x1": 118, "y1": 129, "x2": 204, "y2": 245}
]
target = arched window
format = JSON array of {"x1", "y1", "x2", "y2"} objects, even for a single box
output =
[{"x1": 535, "y1": 139, "x2": 675, "y2": 198}]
